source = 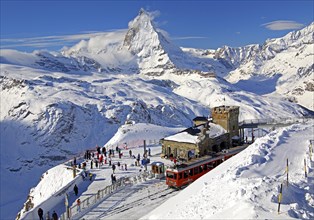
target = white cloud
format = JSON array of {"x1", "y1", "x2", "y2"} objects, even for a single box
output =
[
  {"x1": 261, "y1": 20, "x2": 304, "y2": 30},
  {"x1": 0, "y1": 30, "x2": 126, "y2": 49},
  {"x1": 172, "y1": 36, "x2": 208, "y2": 40}
]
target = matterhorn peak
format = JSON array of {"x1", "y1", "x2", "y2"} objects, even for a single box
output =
[
  {"x1": 139, "y1": 8, "x2": 147, "y2": 15},
  {"x1": 123, "y1": 9, "x2": 160, "y2": 54}
]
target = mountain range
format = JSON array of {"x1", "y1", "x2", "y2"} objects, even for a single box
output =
[{"x1": 0, "y1": 9, "x2": 313, "y2": 219}]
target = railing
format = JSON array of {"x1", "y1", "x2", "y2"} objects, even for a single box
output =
[
  {"x1": 239, "y1": 116, "x2": 313, "y2": 127},
  {"x1": 60, "y1": 171, "x2": 154, "y2": 220}
]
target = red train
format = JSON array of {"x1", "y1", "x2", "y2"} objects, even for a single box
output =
[{"x1": 165, "y1": 146, "x2": 246, "y2": 188}]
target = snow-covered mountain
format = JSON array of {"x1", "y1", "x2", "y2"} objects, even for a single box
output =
[
  {"x1": 186, "y1": 22, "x2": 314, "y2": 110},
  {"x1": 0, "y1": 8, "x2": 313, "y2": 220},
  {"x1": 1, "y1": 11, "x2": 313, "y2": 110},
  {"x1": 0, "y1": 9, "x2": 226, "y2": 77}
]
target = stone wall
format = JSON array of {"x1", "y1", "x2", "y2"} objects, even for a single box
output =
[{"x1": 161, "y1": 140, "x2": 198, "y2": 160}]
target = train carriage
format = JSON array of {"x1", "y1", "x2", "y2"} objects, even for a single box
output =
[{"x1": 166, "y1": 146, "x2": 246, "y2": 188}]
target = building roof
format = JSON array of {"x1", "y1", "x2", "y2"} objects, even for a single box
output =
[
  {"x1": 192, "y1": 116, "x2": 208, "y2": 121},
  {"x1": 163, "y1": 123, "x2": 227, "y2": 144},
  {"x1": 212, "y1": 105, "x2": 239, "y2": 113}
]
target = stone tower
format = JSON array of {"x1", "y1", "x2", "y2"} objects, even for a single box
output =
[{"x1": 211, "y1": 106, "x2": 240, "y2": 143}]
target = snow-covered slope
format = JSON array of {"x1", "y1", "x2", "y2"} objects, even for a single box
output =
[
  {"x1": 0, "y1": 63, "x2": 311, "y2": 219},
  {"x1": 145, "y1": 121, "x2": 314, "y2": 219},
  {"x1": 0, "y1": 65, "x2": 208, "y2": 219}
]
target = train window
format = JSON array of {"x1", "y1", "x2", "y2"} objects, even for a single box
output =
[
  {"x1": 204, "y1": 164, "x2": 208, "y2": 171},
  {"x1": 179, "y1": 173, "x2": 182, "y2": 180},
  {"x1": 166, "y1": 172, "x2": 175, "y2": 179},
  {"x1": 194, "y1": 167, "x2": 199, "y2": 175},
  {"x1": 207, "y1": 163, "x2": 214, "y2": 169},
  {"x1": 214, "y1": 161, "x2": 218, "y2": 167},
  {"x1": 184, "y1": 171, "x2": 188, "y2": 178},
  {"x1": 189, "y1": 169, "x2": 193, "y2": 176},
  {"x1": 200, "y1": 165, "x2": 203, "y2": 172},
  {"x1": 174, "y1": 174, "x2": 177, "y2": 179}
]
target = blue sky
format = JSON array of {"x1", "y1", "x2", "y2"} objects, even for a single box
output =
[{"x1": 1, "y1": 0, "x2": 313, "y2": 52}]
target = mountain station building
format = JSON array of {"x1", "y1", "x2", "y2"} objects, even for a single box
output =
[{"x1": 161, "y1": 105, "x2": 240, "y2": 161}]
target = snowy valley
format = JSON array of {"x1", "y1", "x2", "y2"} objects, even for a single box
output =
[{"x1": 0, "y1": 9, "x2": 313, "y2": 220}]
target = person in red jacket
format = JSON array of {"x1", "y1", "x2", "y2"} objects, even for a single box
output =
[{"x1": 77, "y1": 199, "x2": 81, "y2": 212}]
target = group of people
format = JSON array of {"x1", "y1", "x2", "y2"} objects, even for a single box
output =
[
  {"x1": 37, "y1": 208, "x2": 58, "y2": 220},
  {"x1": 36, "y1": 144, "x2": 152, "y2": 219}
]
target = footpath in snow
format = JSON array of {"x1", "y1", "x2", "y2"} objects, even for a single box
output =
[
  {"x1": 19, "y1": 139, "x2": 174, "y2": 220},
  {"x1": 80, "y1": 180, "x2": 179, "y2": 220}
]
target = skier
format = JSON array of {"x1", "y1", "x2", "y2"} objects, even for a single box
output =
[
  {"x1": 73, "y1": 184, "x2": 78, "y2": 196},
  {"x1": 129, "y1": 149, "x2": 132, "y2": 157},
  {"x1": 37, "y1": 207, "x2": 44, "y2": 220},
  {"x1": 90, "y1": 160, "x2": 93, "y2": 169}
]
